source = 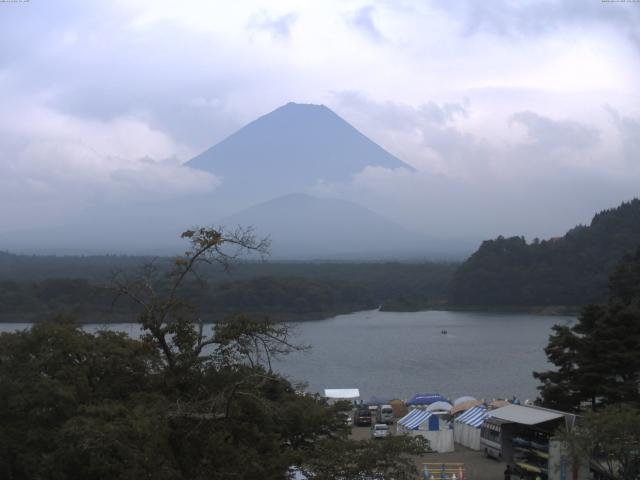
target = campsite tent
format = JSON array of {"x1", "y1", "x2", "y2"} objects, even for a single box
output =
[
  {"x1": 406, "y1": 393, "x2": 448, "y2": 406},
  {"x1": 397, "y1": 409, "x2": 454, "y2": 453},
  {"x1": 453, "y1": 396, "x2": 477, "y2": 406},
  {"x1": 451, "y1": 399, "x2": 482, "y2": 415},
  {"x1": 453, "y1": 406, "x2": 488, "y2": 450},
  {"x1": 426, "y1": 401, "x2": 453, "y2": 413},
  {"x1": 488, "y1": 399, "x2": 509, "y2": 409},
  {"x1": 389, "y1": 399, "x2": 408, "y2": 418},
  {"x1": 323, "y1": 389, "x2": 359, "y2": 400}
]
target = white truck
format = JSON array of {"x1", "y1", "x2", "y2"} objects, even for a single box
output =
[{"x1": 376, "y1": 404, "x2": 394, "y2": 424}]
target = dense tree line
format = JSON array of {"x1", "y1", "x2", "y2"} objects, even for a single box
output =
[
  {"x1": 450, "y1": 199, "x2": 640, "y2": 308},
  {"x1": 0, "y1": 227, "x2": 427, "y2": 479},
  {"x1": 0, "y1": 256, "x2": 456, "y2": 322}
]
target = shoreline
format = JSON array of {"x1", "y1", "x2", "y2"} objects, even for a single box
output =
[
  {"x1": 423, "y1": 305, "x2": 581, "y2": 317},
  {"x1": 0, "y1": 304, "x2": 580, "y2": 325}
]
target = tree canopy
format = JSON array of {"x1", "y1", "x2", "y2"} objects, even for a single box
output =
[
  {"x1": 0, "y1": 255, "x2": 455, "y2": 323},
  {"x1": 558, "y1": 404, "x2": 640, "y2": 480},
  {"x1": 450, "y1": 198, "x2": 640, "y2": 308},
  {"x1": 0, "y1": 227, "x2": 427, "y2": 479},
  {"x1": 534, "y1": 247, "x2": 640, "y2": 411}
]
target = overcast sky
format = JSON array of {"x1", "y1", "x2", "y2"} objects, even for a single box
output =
[{"x1": 1, "y1": 0, "x2": 639, "y2": 241}]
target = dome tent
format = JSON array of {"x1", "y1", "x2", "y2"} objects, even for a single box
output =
[
  {"x1": 406, "y1": 393, "x2": 447, "y2": 406},
  {"x1": 453, "y1": 395, "x2": 477, "y2": 406},
  {"x1": 426, "y1": 401, "x2": 453, "y2": 413},
  {"x1": 388, "y1": 399, "x2": 408, "y2": 418},
  {"x1": 451, "y1": 399, "x2": 482, "y2": 415}
]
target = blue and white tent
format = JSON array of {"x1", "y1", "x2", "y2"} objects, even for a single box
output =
[
  {"x1": 457, "y1": 406, "x2": 487, "y2": 427},
  {"x1": 454, "y1": 406, "x2": 488, "y2": 450},
  {"x1": 398, "y1": 409, "x2": 436, "y2": 431},
  {"x1": 397, "y1": 409, "x2": 453, "y2": 453},
  {"x1": 405, "y1": 393, "x2": 448, "y2": 406}
]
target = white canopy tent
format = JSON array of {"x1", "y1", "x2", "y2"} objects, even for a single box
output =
[{"x1": 323, "y1": 389, "x2": 360, "y2": 400}]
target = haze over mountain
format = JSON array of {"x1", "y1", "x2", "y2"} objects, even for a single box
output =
[
  {"x1": 187, "y1": 102, "x2": 413, "y2": 207},
  {"x1": 2, "y1": 102, "x2": 470, "y2": 259},
  {"x1": 2, "y1": 2, "x2": 639, "y2": 260},
  {"x1": 223, "y1": 193, "x2": 471, "y2": 260}
]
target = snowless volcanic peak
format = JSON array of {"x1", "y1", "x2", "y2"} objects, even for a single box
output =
[
  {"x1": 222, "y1": 192, "x2": 430, "y2": 259},
  {"x1": 186, "y1": 102, "x2": 413, "y2": 193}
]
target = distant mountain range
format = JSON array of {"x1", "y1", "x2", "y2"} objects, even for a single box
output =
[{"x1": 449, "y1": 198, "x2": 640, "y2": 308}]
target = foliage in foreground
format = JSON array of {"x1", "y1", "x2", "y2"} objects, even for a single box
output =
[
  {"x1": 558, "y1": 404, "x2": 640, "y2": 480},
  {"x1": 0, "y1": 227, "x2": 427, "y2": 479},
  {"x1": 534, "y1": 247, "x2": 640, "y2": 411}
]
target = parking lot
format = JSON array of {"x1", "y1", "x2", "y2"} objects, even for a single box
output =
[{"x1": 350, "y1": 425, "x2": 506, "y2": 480}]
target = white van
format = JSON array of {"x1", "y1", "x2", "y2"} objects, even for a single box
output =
[{"x1": 377, "y1": 404, "x2": 394, "y2": 424}]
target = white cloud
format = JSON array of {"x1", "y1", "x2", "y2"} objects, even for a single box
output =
[
  {"x1": 0, "y1": 0, "x2": 639, "y2": 242},
  {"x1": 0, "y1": 93, "x2": 219, "y2": 232},
  {"x1": 350, "y1": 5, "x2": 384, "y2": 42},
  {"x1": 312, "y1": 92, "x2": 640, "y2": 239},
  {"x1": 248, "y1": 11, "x2": 298, "y2": 40}
]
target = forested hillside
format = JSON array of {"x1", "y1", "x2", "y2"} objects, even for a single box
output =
[
  {"x1": 450, "y1": 199, "x2": 640, "y2": 308},
  {"x1": 0, "y1": 254, "x2": 456, "y2": 322}
]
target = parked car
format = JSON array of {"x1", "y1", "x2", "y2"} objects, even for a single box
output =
[{"x1": 371, "y1": 423, "x2": 390, "y2": 439}]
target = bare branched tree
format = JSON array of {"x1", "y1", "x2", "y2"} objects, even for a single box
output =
[
  {"x1": 109, "y1": 226, "x2": 314, "y2": 423},
  {"x1": 111, "y1": 226, "x2": 271, "y2": 369}
]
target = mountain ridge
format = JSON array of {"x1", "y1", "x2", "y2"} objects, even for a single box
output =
[
  {"x1": 186, "y1": 102, "x2": 413, "y2": 206},
  {"x1": 449, "y1": 198, "x2": 640, "y2": 307},
  {"x1": 223, "y1": 192, "x2": 426, "y2": 259},
  {"x1": 222, "y1": 192, "x2": 470, "y2": 260}
]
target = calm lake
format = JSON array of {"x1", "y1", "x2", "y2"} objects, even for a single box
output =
[{"x1": 0, "y1": 310, "x2": 573, "y2": 403}]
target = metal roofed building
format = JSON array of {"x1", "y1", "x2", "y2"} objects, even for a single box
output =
[
  {"x1": 487, "y1": 404, "x2": 565, "y2": 426},
  {"x1": 480, "y1": 404, "x2": 586, "y2": 480}
]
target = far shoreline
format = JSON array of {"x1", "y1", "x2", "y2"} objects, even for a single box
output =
[{"x1": 0, "y1": 304, "x2": 580, "y2": 325}]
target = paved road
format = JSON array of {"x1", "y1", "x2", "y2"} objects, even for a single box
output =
[{"x1": 350, "y1": 425, "x2": 507, "y2": 480}]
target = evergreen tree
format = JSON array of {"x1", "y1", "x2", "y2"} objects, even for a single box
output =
[
  {"x1": 534, "y1": 248, "x2": 640, "y2": 411},
  {"x1": 450, "y1": 198, "x2": 640, "y2": 308}
]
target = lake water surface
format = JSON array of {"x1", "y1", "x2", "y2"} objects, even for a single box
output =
[
  {"x1": 0, "y1": 310, "x2": 573, "y2": 403},
  {"x1": 272, "y1": 310, "x2": 573, "y2": 403}
]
